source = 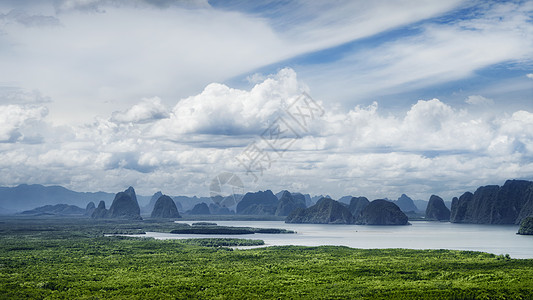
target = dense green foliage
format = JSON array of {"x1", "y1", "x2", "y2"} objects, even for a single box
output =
[
  {"x1": 1, "y1": 217, "x2": 533, "y2": 299},
  {"x1": 179, "y1": 238, "x2": 265, "y2": 247},
  {"x1": 170, "y1": 225, "x2": 294, "y2": 235},
  {"x1": 191, "y1": 222, "x2": 218, "y2": 226}
]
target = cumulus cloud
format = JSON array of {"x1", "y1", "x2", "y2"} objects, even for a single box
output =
[
  {"x1": 151, "y1": 68, "x2": 305, "y2": 137},
  {"x1": 0, "y1": 104, "x2": 48, "y2": 142},
  {"x1": 321, "y1": 98, "x2": 492, "y2": 154},
  {"x1": 111, "y1": 97, "x2": 169, "y2": 124},
  {"x1": 527, "y1": 73, "x2": 533, "y2": 79}
]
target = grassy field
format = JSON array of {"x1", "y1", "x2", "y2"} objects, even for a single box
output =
[{"x1": 1, "y1": 217, "x2": 532, "y2": 299}]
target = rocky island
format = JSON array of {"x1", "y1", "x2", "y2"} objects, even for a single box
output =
[
  {"x1": 451, "y1": 180, "x2": 533, "y2": 224},
  {"x1": 356, "y1": 199, "x2": 410, "y2": 225},
  {"x1": 151, "y1": 195, "x2": 181, "y2": 219},
  {"x1": 237, "y1": 190, "x2": 279, "y2": 215},
  {"x1": 285, "y1": 197, "x2": 354, "y2": 224},
  {"x1": 425, "y1": 195, "x2": 450, "y2": 221},
  {"x1": 91, "y1": 187, "x2": 142, "y2": 220}
]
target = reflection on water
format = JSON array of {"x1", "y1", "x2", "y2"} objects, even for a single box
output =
[{"x1": 126, "y1": 221, "x2": 533, "y2": 259}]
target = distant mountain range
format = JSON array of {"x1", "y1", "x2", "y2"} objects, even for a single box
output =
[
  {"x1": 0, "y1": 184, "x2": 330, "y2": 214},
  {"x1": 0, "y1": 184, "x2": 224, "y2": 214},
  {"x1": 0, "y1": 184, "x2": 115, "y2": 213},
  {"x1": 2, "y1": 180, "x2": 532, "y2": 226},
  {"x1": 20, "y1": 204, "x2": 86, "y2": 216}
]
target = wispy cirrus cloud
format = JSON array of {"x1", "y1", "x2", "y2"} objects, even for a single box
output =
[
  {"x1": 0, "y1": 0, "x2": 466, "y2": 124},
  {"x1": 297, "y1": 1, "x2": 533, "y2": 107}
]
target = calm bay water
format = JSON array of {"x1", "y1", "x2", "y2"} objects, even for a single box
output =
[{"x1": 135, "y1": 221, "x2": 533, "y2": 259}]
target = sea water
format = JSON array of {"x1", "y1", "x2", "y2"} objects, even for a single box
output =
[{"x1": 129, "y1": 221, "x2": 533, "y2": 259}]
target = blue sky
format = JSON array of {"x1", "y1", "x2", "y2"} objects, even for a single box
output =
[
  {"x1": 0, "y1": 0, "x2": 532, "y2": 202},
  {"x1": 224, "y1": 0, "x2": 532, "y2": 111}
]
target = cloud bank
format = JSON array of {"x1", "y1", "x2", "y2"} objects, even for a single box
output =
[{"x1": 1, "y1": 68, "x2": 531, "y2": 201}]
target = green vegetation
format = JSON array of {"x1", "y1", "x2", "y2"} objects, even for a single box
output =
[
  {"x1": 1, "y1": 217, "x2": 533, "y2": 299},
  {"x1": 192, "y1": 222, "x2": 218, "y2": 226},
  {"x1": 179, "y1": 238, "x2": 265, "y2": 247},
  {"x1": 170, "y1": 225, "x2": 294, "y2": 235},
  {"x1": 518, "y1": 216, "x2": 533, "y2": 235},
  {"x1": 179, "y1": 214, "x2": 286, "y2": 221}
]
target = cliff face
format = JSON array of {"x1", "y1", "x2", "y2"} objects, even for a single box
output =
[
  {"x1": 495, "y1": 180, "x2": 533, "y2": 224},
  {"x1": 518, "y1": 196, "x2": 533, "y2": 223},
  {"x1": 285, "y1": 198, "x2": 354, "y2": 224},
  {"x1": 518, "y1": 216, "x2": 533, "y2": 235},
  {"x1": 84, "y1": 202, "x2": 96, "y2": 216},
  {"x1": 91, "y1": 200, "x2": 108, "y2": 219},
  {"x1": 450, "y1": 180, "x2": 533, "y2": 224},
  {"x1": 348, "y1": 197, "x2": 369, "y2": 219},
  {"x1": 450, "y1": 192, "x2": 472, "y2": 223},
  {"x1": 425, "y1": 195, "x2": 450, "y2": 221},
  {"x1": 356, "y1": 200, "x2": 409, "y2": 225}
]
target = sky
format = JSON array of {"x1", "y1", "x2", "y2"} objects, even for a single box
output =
[{"x1": 0, "y1": 0, "x2": 532, "y2": 201}]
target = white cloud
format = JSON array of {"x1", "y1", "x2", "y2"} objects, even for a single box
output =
[
  {"x1": 150, "y1": 68, "x2": 304, "y2": 137},
  {"x1": 404, "y1": 99, "x2": 455, "y2": 132},
  {"x1": 319, "y1": 98, "x2": 493, "y2": 153},
  {"x1": 111, "y1": 97, "x2": 169, "y2": 123},
  {"x1": 0, "y1": 104, "x2": 48, "y2": 142},
  {"x1": 527, "y1": 73, "x2": 533, "y2": 79},
  {"x1": 465, "y1": 95, "x2": 494, "y2": 106}
]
